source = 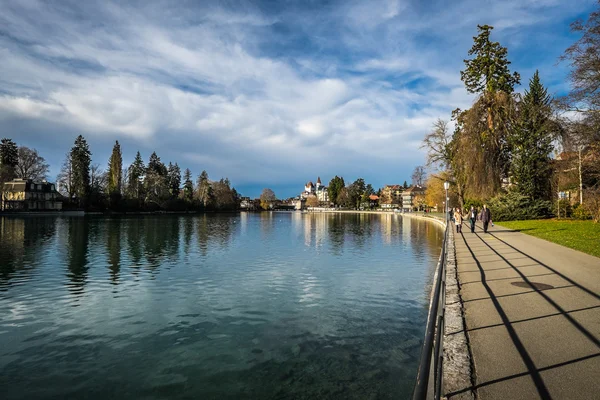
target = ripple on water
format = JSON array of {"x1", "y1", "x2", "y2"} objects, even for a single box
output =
[{"x1": 0, "y1": 213, "x2": 442, "y2": 400}]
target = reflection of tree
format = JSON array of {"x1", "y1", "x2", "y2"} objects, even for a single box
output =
[
  {"x1": 196, "y1": 215, "x2": 210, "y2": 257},
  {"x1": 165, "y1": 217, "x2": 181, "y2": 261},
  {"x1": 0, "y1": 217, "x2": 56, "y2": 287},
  {"x1": 107, "y1": 218, "x2": 121, "y2": 283},
  {"x1": 66, "y1": 217, "x2": 89, "y2": 295},
  {"x1": 183, "y1": 217, "x2": 193, "y2": 254},
  {"x1": 127, "y1": 217, "x2": 144, "y2": 268},
  {"x1": 347, "y1": 214, "x2": 371, "y2": 249},
  {"x1": 327, "y1": 214, "x2": 346, "y2": 255},
  {"x1": 196, "y1": 215, "x2": 235, "y2": 257},
  {"x1": 259, "y1": 212, "x2": 274, "y2": 238}
]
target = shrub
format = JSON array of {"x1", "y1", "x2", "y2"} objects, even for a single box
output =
[
  {"x1": 487, "y1": 191, "x2": 553, "y2": 221},
  {"x1": 572, "y1": 203, "x2": 592, "y2": 220},
  {"x1": 583, "y1": 188, "x2": 600, "y2": 223},
  {"x1": 557, "y1": 199, "x2": 573, "y2": 219}
]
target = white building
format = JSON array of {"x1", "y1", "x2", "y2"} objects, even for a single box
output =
[{"x1": 301, "y1": 177, "x2": 329, "y2": 203}]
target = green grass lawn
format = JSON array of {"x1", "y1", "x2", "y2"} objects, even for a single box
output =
[{"x1": 498, "y1": 219, "x2": 600, "y2": 258}]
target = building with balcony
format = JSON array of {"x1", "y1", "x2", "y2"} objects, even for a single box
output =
[
  {"x1": 401, "y1": 185, "x2": 426, "y2": 212},
  {"x1": 1, "y1": 179, "x2": 63, "y2": 211}
]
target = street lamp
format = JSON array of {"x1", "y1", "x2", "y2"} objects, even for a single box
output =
[{"x1": 443, "y1": 181, "x2": 450, "y2": 221}]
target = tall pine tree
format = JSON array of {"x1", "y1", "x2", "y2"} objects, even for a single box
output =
[
  {"x1": 511, "y1": 71, "x2": 555, "y2": 200},
  {"x1": 195, "y1": 170, "x2": 213, "y2": 208},
  {"x1": 107, "y1": 141, "x2": 122, "y2": 195},
  {"x1": 167, "y1": 162, "x2": 181, "y2": 198},
  {"x1": 70, "y1": 135, "x2": 91, "y2": 206},
  {"x1": 183, "y1": 168, "x2": 194, "y2": 202},
  {"x1": 127, "y1": 151, "x2": 145, "y2": 200},
  {"x1": 461, "y1": 25, "x2": 521, "y2": 95},
  {"x1": 145, "y1": 152, "x2": 167, "y2": 202},
  {"x1": 0, "y1": 138, "x2": 18, "y2": 188}
]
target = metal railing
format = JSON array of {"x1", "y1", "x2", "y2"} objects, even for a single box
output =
[{"x1": 412, "y1": 219, "x2": 449, "y2": 400}]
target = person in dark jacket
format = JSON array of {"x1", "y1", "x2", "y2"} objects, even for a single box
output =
[
  {"x1": 468, "y1": 206, "x2": 477, "y2": 233},
  {"x1": 480, "y1": 204, "x2": 492, "y2": 233}
]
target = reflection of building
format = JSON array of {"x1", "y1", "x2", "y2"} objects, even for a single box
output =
[
  {"x1": 1, "y1": 179, "x2": 62, "y2": 211},
  {"x1": 402, "y1": 186, "x2": 426, "y2": 212},
  {"x1": 301, "y1": 177, "x2": 329, "y2": 203}
]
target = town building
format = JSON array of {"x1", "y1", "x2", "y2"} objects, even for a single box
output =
[
  {"x1": 1, "y1": 179, "x2": 63, "y2": 211},
  {"x1": 301, "y1": 177, "x2": 329, "y2": 204},
  {"x1": 380, "y1": 184, "x2": 403, "y2": 208},
  {"x1": 402, "y1": 185, "x2": 426, "y2": 212},
  {"x1": 240, "y1": 197, "x2": 259, "y2": 210}
]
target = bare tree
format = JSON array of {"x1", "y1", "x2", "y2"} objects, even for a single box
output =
[
  {"x1": 57, "y1": 152, "x2": 74, "y2": 199},
  {"x1": 421, "y1": 119, "x2": 453, "y2": 169},
  {"x1": 411, "y1": 166, "x2": 427, "y2": 187},
  {"x1": 260, "y1": 188, "x2": 276, "y2": 210},
  {"x1": 90, "y1": 164, "x2": 107, "y2": 194},
  {"x1": 559, "y1": 7, "x2": 600, "y2": 115},
  {"x1": 16, "y1": 146, "x2": 50, "y2": 181}
]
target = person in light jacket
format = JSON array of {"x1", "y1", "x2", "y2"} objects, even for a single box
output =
[
  {"x1": 480, "y1": 204, "x2": 492, "y2": 233},
  {"x1": 453, "y1": 208, "x2": 463, "y2": 233},
  {"x1": 468, "y1": 206, "x2": 477, "y2": 233}
]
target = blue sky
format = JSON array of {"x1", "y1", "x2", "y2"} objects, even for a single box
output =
[{"x1": 0, "y1": 0, "x2": 595, "y2": 198}]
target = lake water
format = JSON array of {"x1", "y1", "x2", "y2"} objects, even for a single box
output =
[{"x1": 0, "y1": 212, "x2": 442, "y2": 399}]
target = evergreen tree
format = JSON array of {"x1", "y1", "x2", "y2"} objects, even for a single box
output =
[
  {"x1": 127, "y1": 151, "x2": 145, "y2": 200},
  {"x1": 348, "y1": 178, "x2": 366, "y2": 209},
  {"x1": 167, "y1": 162, "x2": 181, "y2": 198},
  {"x1": 107, "y1": 141, "x2": 122, "y2": 195},
  {"x1": 147, "y1": 152, "x2": 167, "y2": 176},
  {"x1": 511, "y1": 71, "x2": 555, "y2": 200},
  {"x1": 145, "y1": 152, "x2": 168, "y2": 203},
  {"x1": 327, "y1": 176, "x2": 345, "y2": 206},
  {"x1": 461, "y1": 25, "x2": 520, "y2": 95},
  {"x1": 195, "y1": 170, "x2": 213, "y2": 208},
  {"x1": 182, "y1": 168, "x2": 194, "y2": 202},
  {"x1": 403, "y1": 180, "x2": 408, "y2": 188},
  {"x1": 0, "y1": 138, "x2": 18, "y2": 184},
  {"x1": 70, "y1": 135, "x2": 91, "y2": 206}
]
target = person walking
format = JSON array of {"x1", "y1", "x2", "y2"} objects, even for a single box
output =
[
  {"x1": 454, "y1": 208, "x2": 463, "y2": 233},
  {"x1": 468, "y1": 206, "x2": 477, "y2": 233},
  {"x1": 480, "y1": 204, "x2": 492, "y2": 233}
]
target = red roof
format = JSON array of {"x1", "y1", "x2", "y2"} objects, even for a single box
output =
[{"x1": 369, "y1": 194, "x2": 379, "y2": 200}]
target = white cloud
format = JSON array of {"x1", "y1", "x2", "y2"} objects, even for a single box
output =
[{"x1": 0, "y1": 0, "x2": 595, "y2": 195}]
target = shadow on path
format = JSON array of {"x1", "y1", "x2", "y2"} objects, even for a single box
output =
[{"x1": 446, "y1": 223, "x2": 600, "y2": 400}]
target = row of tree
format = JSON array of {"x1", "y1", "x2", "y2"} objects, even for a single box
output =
[
  {"x1": 1, "y1": 135, "x2": 241, "y2": 212},
  {"x1": 421, "y1": 16, "x2": 600, "y2": 221}
]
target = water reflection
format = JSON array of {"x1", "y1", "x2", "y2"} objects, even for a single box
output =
[
  {"x1": 66, "y1": 217, "x2": 89, "y2": 296},
  {"x1": 0, "y1": 217, "x2": 56, "y2": 287},
  {"x1": 0, "y1": 213, "x2": 442, "y2": 400},
  {"x1": 107, "y1": 218, "x2": 121, "y2": 283}
]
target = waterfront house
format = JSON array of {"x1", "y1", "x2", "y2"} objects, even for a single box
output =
[
  {"x1": 380, "y1": 184, "x2": 402, "y2": 208},
  {"x1": 1, "y1": 179, "x2": 63, "y2": 211},
  {"x1": 401, "y1": 185, "x2": 426, "y2": 212}
]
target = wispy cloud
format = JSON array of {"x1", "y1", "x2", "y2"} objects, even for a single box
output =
[{"x1": 0, "y1": 0, "x2": 595, "y2": 197}]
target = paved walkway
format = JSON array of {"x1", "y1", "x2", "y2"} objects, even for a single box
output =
[{"x1": 448, "y1": 222, "x2": 600, "y2": 399}]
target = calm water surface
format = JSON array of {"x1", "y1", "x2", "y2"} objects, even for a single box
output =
[{"x1": 0, "y1": 213, "x2": 442, "y2": 399}]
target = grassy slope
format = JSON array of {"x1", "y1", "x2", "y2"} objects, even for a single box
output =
[{"x1": 498, "y1": 219, "x2": 600, "y2": 258}]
